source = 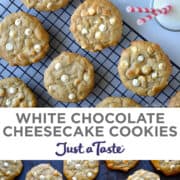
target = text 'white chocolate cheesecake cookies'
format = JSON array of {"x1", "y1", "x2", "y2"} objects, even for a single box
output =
[
  {"x1": 0, "y1": 11, "x2": 49, "y2": 66},
  {"x1": 0, "y1": 77, "x2": 37, "y2": 107},
  {"x1": 70, "y1": 0, "x2": 122, "y2": 52},
  {"x1": 21, "y1": 0, "x2": 69, "y2": 11},
  {"x1": 44, "y1": 52, "x2": 95, "y2": 103},
  {"x1": 0, "y1": 160, "x2": 23, "y2": 180},
  {"x1": 63, "y1": 160, "x2": 99, "y2": 180},
  {"x1": 26, "y1": 164, "x2": 63, "y2": 180},
  {"x1": 118, "y1": 41, "x2": 172, "y2": 96}
]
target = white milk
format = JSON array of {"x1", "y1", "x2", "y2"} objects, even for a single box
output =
[{"x1": 153, "y1": 0, "x2": 180, "y2": 31}]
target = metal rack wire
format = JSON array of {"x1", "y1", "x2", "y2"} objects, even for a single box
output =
[
  {"x1": 0, "y1": 0, "x2": 179, "y2": 107},
  {"x1": 0, "y1": 1, "x2": 180, "y2": 180}
]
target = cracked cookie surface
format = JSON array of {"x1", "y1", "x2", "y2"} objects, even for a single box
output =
[
  {"x1": 63, "y1": 160, "x2": 99, "y2": 180},
  {"x1": 0, "y1": 77, "x2": 37, "y2": 107},
  {"x1": 105, "y1": 160, "x2": 139, "y2": 171},
  {"x1": 26, "y1": 164, "x2": 63, "y2": 180},
  {"x1": 70, "y1": 0, "x2": 122, "y2": 52},
  {"x1": 21, "y1": 0, "x2": 69, "y2": 11},
  {"x1": 96, "y1": 97, "x2": 141, "y2": 107},
  {"x1": 151, "y1": 160, "x2": 180, "y2": 176},
  {"x1": 127, "y1": 169, "x2": 160, "y2": 180},
  {"x1": 44, "y1": 52, "x2": 95, "y2": 103},
  {"x1": 118, "y1": 41, "x2": 172, "y2": 96},
  {"x1": 0, "y1": 160, "x2": 23, "y2": 180},
  {"x1": 0, "y1": 11, "x2": 49, "y2": 66}
]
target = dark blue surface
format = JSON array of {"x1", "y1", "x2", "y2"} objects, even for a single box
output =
[{"x1": 16, "y1": 160, "x2": 180, "y2": 180}]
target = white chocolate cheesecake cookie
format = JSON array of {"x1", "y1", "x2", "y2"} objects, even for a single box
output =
[
  {"x1": 63, "y1": 160, "x2": 99, "y2": 180},
  {"x1": 70, "y1": 0, "x2": 122, "y2": 52},
  {"x1": 21, "y1": 0, "x2": 69, "y2": 11},
  {"x1": 0, "y1": 77, "x2": 37, "y2": 107},
  {"x1": 127, "y1": 169, "x2": 160, "y2": 180},
  {"x1": 44, "y1": 52, "x2": 95, "y2": 103},
  {"x1": 105, "y1": 160, "x2": 139, "y2": 172},
  {"x1": 151, "y1": 160, "x2": 180, "y2": 176},
  {"x1": 26, "y1": 164, "x2": 63, "y2": 180},
  {"x1": 118, "y1": 41, "x2": 172, "y2": 96},
  {"x1": 0, "y1": 11, "x2": 49, "y2": 66},
  {"x1": 0, "y1": 160, "x2": 23, "y2": 180},
  {"x1": 96, "y1": 97, "x2": 141, "y2": 107}
]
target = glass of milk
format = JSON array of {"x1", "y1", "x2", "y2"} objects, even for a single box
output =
[{"x1": 152, "y1": 0, "x2": 180, "y2": 31}]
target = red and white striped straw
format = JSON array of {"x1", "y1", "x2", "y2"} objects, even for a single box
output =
[
  {"x1": 126, "y1": 5, "x2": 172, "y2": 15},
  {"x1": 136, "y1": 5, "x2": 172, "y2": 25}
]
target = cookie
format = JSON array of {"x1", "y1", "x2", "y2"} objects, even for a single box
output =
[
  {"x1": 0, "y1": 77, "x2": 37, "y2": 107},
  {"x1": 96, "y1": 97, "x2": 141, "y2": 107},
  {"x1": 168, "y1": 91, "x2": 180, "y2": 107},
  {"x1": 26, "y1": 163, "x2": 63, "y2": 180},
  {"x1": 63, "y1": 160, "x2": 99, "y2": 180},
  {"x1": 70, "y1": 0, "x2": 122, "y2": 52},
  {"x1": 21, "y1": 0, "x2": 69, "y2": 11},
  {"x1": 127, "y1": 169, "x2": 160, "y2": 180},
  {"x1": 44, "y1": 52, "x2": 95, "y2": 103},
  {"x1": 151, "y1": 160, "x2": 180, "y2": 176},
  {"x1": 0, "y1": 11, "x2": 49, "y2": 66},
  {"x1": 0, "y1": 160, "x2": 23, "y2": 180},
  {"x1": 105, "y1": 160, "x2": 139, "y2": 172},
  {"x1": 118, "y1": 41, "x2": 172, "y2": 96}
]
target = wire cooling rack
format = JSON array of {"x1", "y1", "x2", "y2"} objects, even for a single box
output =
[
  {"x1": 0, "y1": 0, "x2": 180, "y2": 107},
  {"x1": 0, "y1": 1, "x2": 180, "y2": 180}
]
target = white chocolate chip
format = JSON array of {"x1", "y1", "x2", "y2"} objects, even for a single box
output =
[
  {"x1": 109, "y1": 17, "x2": 116, "y2": 25},
  {"x1": 87, "y1": 172, "x2": 93, "y2": 177},
  {"x1": 24, "y1": 28, "x2": 32, "y2": 36},
  {"x1": 170, "y1": 164, "x2": 176, "y2": 169},
  {"x1": 15, "y1": 19, "x2": 21, "y2": 26},
  {"x1": 54, "y1": 63, "x2": 61, "y2": 70},
  {"x1": 152, "y1": 72, "x2": 158, "y2": 79},
  {"x1": 132, "y1": 79, "x2": 140, "y2": 87},
  {"x1": 17, "y1": 92, "x2": 24, "y2": 99},
  {"x1": 99, "y1": 24, "x2": 106, "y2": 32},
  {"x1": 81, "y1": 28, "x2": 88, "y2": 35},
  {"x1": 3, "y1": 162, "x2": 9, "y2": 167},
  {"x1": 83, "y1": 73, "x2": 89, "y2": 82},
  {"x1": 34, "y1": 44, "x2": 41, "y2": 53},
  {"x1": 8, "y1": 87, "x2": 17, "y2": 94},
  {"x1": 0, "y1": 88, "x2": 5, "y2": 96},
  {"x1": 131, "y1": 46, "x2": 138, "y2": 53},
  {"x1": 72, "y1": 177, "x2": 77, "y2": 180},
  {"x1": 66, "y1": 160, "x2": 72, "y2": 165},
  {"x1": 68, "y1": 93, "x2": 76, "y2": 100},
  {"x1": 137, "y1": 55, "x2": 145, "y2": 62},
  {"x1": 9, "y1": 30, "x2": 15, "y2": 37},
  {"x1": 95, "y1": 31, "x2": 102, "y2": 39},
  {"x1": 5, "y1": 99, "x2": 11, "y2": 107},
  {"x1": 75, "y1": 163, "x2": 81, "y2": 169},
  {"x1": 39, "y1": 175, "x2": 45, "y2": 180},
  {"x1": 6, "y1": 170, "x2": 11, "y2": 174},
  {"x1": 6, "y1": 43, "x2": 14, "y2": 51},
  {"x1": 120, "y1": 61, "x2": 129, "y2": 68},
  {"x1": 61, "y1": 74, "x2": 69, "y2": 83},
  {"x1": 88, "y1": 7, "x2": 95, "y2": 15},
  {"x1": 141, "y1": 65, "x2": 152, "y2": 75},
  {"x1": 158, "y1": 63, "x2": 165, "y2": 70},
  {"x1": 47, "y1": 2, "x2": 52, "y2": 9}
]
